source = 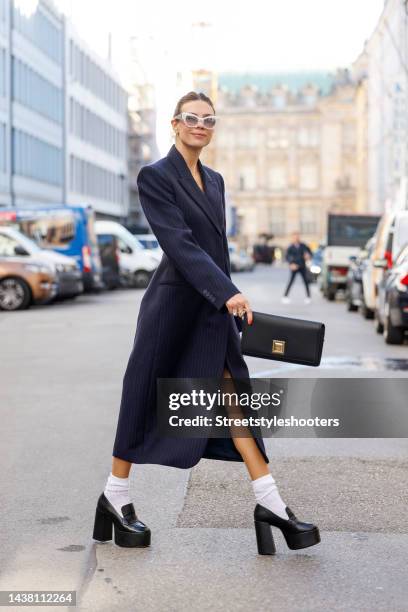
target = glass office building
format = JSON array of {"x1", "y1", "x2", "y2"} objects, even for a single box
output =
[{"x1": 0, "y1": 0, "x2": 128, "y2": 218}]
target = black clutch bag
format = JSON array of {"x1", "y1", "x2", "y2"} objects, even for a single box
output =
[{"x1": 240, "y1": 310, "x2": 325, "y2": 367}]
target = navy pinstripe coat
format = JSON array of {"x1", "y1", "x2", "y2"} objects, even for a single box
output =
[{"x1": 112, "y1": 144, "x2": 270, "y2": 468}]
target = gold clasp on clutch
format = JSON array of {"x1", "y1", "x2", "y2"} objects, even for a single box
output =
[{"x1": 272, "y1": 339, "x2": 285, "y2": 355}]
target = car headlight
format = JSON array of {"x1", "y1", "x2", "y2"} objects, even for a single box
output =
[
  {"x1": 23, "y1": 263, "x2": 53, "y2": 274},
  {"x1": 56, "y1": 263, "x2": 69, "y2": 272}
]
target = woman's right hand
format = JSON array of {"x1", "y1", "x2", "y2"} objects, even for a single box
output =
[{"x1": 225, "y1": 293, "x2": 253, "y2": 325}]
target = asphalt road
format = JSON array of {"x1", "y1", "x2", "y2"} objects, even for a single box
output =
[{"x1": 1, "y1": 262, "x2": 407, "y2": 612}]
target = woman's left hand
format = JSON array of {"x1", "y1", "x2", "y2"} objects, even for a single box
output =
[{"x1": 225, "y1": 293, "x2": 253, "y2": 325}]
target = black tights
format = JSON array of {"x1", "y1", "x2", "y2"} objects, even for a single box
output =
[{"x1": 284, "y1": 267, "x2": 310, "y2": 297}]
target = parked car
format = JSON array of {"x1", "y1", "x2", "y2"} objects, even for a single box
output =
[
  {"x1": 228, "y1": 243, "x2": 255, "y2": 272},
  {"x1": 0, "y1": 226, "x2": 83, "y2": 300},
  {"x1": 0, "y1": 205, "x2": 103, "y2": 292},
  {"x1": 0, "y1": 234, "x2": 57, "y2": 310},
  {"x1": 363, "y1": 209, "x2": 408, "y2": 319},
  {"x1": 97, "y1": 233, "x2": 121, "y2": 290},
  {"x1": 95, "y1": 220, "x2": 159, "y2": 288},
  {"x1": 375, "y1": 242, "x2": 408, "y2": 344},
  {"x1": 344, "y1": 249, "x2": 367, "y2": 312},
  {"x1": 321, "y1": 213, "x2": 381, "y2": 301},
  {"x1": 252, "y1": 243, "x2": 275, "y2": 264},
  {"x1": 239, "y1": 248, "x2": 256, "y2": 272}
]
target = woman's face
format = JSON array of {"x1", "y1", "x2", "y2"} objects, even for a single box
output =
[{"x1": 171, "y1": 100, "x2": 215, "y2": 150}]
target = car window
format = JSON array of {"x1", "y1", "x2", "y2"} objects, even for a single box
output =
[
  {"x1": 395, "y1": 244, "x2": 408, "y2": 266},
  {"x1": 385, "y1": 228, "x2": 393, "y2": 253},
  {"x1": 0, "y1": 234, "x2": 22, "y2": 256},
  {"x1": 117, "y1": 238, "x2": 131, "y2": 252}
]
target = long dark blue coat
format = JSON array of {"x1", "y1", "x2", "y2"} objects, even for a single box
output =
[{"x1": 112, "y1": 144, "x2": 270, "y2": 468}]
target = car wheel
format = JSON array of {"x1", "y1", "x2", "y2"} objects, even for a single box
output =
[
  {"x1": 133, "y1": 270, "x2": 151, "y2": 288},
  {"x1": 346, "y1": 294, "x2": 358, "y2": 312},
  {"x1": 360, "y1": 302, "x2": 374, "y2": 319},
  {"x1": 374, "y1": 312, "x2": 384, "y2": 334},
  {"x1": 383, "y1": 314, "x2": 404, "y2": 345},
  {"x1": 0, "y1": 277, "x2": 31, "y2": 311},
  {"x1": 327, "y1": 290, "x2": 336, "y2": 301}
]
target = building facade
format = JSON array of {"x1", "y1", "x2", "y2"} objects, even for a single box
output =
[
  {"x1": 361, "y1": 0, "x2": 408, "y2": 213},
  {"x1": 0, "y1": 0, "x2": 65, "y2": 208},
  {"x1": 201, "y1": 71, "x2": 361, "y2": 248},
  {"x1": 0, "y1": 0, "x2": 129, "y2": 219}
]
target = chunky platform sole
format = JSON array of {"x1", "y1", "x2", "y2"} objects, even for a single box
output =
[
  {"x1": 254, "y1": 519, "x2": 320, "y2": 555},
  {"x1": 93, "y1": 507, "x2": 151, "y2": 547}
]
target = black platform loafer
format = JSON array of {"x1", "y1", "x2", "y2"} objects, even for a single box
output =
[
  {"x1": 92, "y1": 493, "x2": 151, "y2": 548},
  {"x1": 254, "y1": 504, "x2": 320, "y2": 555}
]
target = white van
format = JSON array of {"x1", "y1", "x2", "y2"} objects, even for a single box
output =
[{"x1": 95, "y1": 220, "x2": 160, "y2": 288}]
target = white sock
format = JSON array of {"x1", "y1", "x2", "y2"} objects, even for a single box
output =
[
  {"x1": 252, "y1": 473, "x2": 289, "y2": 519},
  {"x1": 104, "y1": 472, "x2": 131, "y2": 517}
]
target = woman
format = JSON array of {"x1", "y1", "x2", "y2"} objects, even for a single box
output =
[{"x1": 92, "y1": 91, "x2": 320, "y2": 554}]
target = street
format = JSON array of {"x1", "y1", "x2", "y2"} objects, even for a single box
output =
[{"x1": 1, "y1": 262, "x2": 408, "y2": 612}]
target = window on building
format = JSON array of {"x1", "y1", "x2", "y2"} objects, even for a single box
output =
[
  {"x1": 298, "y1": 126, "x2": 319, "y2": 147},
  {"x1": 12, "y1": 57, "x2": 62, "y2": 124},
  {"x1": 238, "y1": 165, "x2": 256, "y2": 190},
  {"x1": 0, "y1": 0, "x2": 7, "y2": 22},
  {"x1": 268, "y1": 166, "x2": 287, "y2": 190},
  {"x1": 273, "y1": 94, "x2": 286, "y2": 109},
  {"x1": 269, "y1": 207, "x2": 286, "y2": 236},
  {"x1": 266, "y1": 127, "x2": 289, "y2": 148},
  {"x1": 13, "y1": 4, "x2": 62, "y2": 65},
  {"x1": 300, "y1": 206, "x2": 317, "y2": 234},
  {"x1": 0, "y1": 122, "x2": 5, "y2": 172},
  {"x1": 0, "y1": 49, "x2": 5, "y2": 97},
  {"x1": 299, "y1": 164, "x2": 318, "y2": 190},
  {"x1": 12, "y1": 129, "x2": 62, "y2": 186}
]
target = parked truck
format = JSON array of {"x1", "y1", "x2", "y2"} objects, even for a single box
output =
[{"x1": 320, "y1": 213, "x2": 381, "y2": 301}]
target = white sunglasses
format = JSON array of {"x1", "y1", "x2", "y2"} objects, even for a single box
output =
[{"x1": 174, "y1": 112, "x2": 218, "y2": 130}]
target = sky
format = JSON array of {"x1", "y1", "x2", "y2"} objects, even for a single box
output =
[
  {"x1": 58, "y1": 0, "x2": 386, "y2": 76},
  {"x1": 54, "y1": 0, "x2": 386, "y2": 153}
]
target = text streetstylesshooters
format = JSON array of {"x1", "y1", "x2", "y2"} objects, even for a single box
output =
[{"x1": 168, "y1": 415, "x2": 340, "y2": 428}]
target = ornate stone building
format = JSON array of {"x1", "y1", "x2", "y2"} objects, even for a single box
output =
[{"x1": 202, "y1": 71, "x2": 363, "y2": 249}]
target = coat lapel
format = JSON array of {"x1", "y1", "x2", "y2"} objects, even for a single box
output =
[{"x1": 166, "y1": 144, "x2": 223, "y2": 236}]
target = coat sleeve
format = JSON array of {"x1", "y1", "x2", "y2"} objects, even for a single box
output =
[
  {"x1": 217, "y1": 172, "x2": 243, "y2": 333},
  {"x1": 137, "y1": 165, "x2": 241, "y2": 311}
]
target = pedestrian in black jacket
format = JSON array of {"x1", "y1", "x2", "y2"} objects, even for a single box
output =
[{"x1": 282, "y1": 231, "x2": 313, "y2": 303}]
